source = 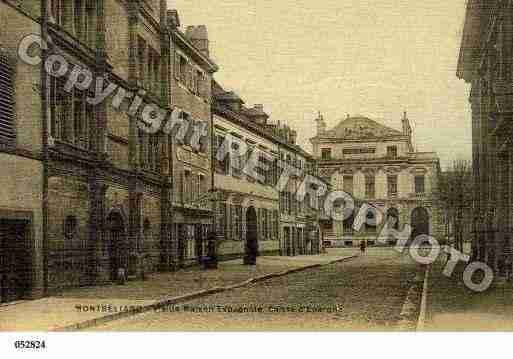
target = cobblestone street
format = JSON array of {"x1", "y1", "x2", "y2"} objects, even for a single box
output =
[{"x1": 93, "y1": 250, "x2": 420, "y2": 331}]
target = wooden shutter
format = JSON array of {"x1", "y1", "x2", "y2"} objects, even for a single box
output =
[{"x1": 0, "y1": 50, "x2": 16, "y2": 144}]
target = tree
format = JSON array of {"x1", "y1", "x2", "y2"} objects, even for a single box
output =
[{"x1": 433, "y1": 159, "x2": 473, "y2": 252}]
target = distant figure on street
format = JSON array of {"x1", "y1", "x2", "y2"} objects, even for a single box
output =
[{"x1": 360, "y1": 241, "x2": 366, "y2": 254}]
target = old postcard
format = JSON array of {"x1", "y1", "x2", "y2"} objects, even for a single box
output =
[{"x1": 0, "y1": 0, "x2": 511, "y2": 356}]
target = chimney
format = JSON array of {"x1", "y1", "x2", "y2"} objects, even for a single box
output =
[
  {"x1": 167, "y1": 10, "x2": 180, "y2": 28},
  {"x1": 247, "y1": 104, "x2": 269, "y2": 125},
  {"x1": 187, "y1": 25, "x2": 210, "y2": 58},
  {"x1": 402, "y1": 111, "x2": 411, "y2": 137},
  {"x1": 315, "y1": 111, "x2": 326, "y2": 135},
  {"x1": 290, "y1": 130, "x2": 297, "y2": 144},
  {"x1": 402, "y1": 111, "x2": 414, "y2": 151}
]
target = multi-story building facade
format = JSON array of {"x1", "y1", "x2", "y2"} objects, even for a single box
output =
[
  {"x1": 212, "y1": 82, "x2": 280, "y2": 261},
  {"x1": 212, "y1": 81, "x2": 323, "y2": 259},
  {"x1": 0, "y1": 1, "x2": 217, "y2": 299},
  {"x1": 0, "y1": 1, "x2": 46, "y2": 303},
  {"x1": 278, "y1": 135, "x2": 323, "y2": 256},
  {"x1": 168, "y1": 20, "x2": 218, "y2": 268},
  {"x1": 457, "y1": 0, "x2": 513, "y2": 277},
  {"x1": 310, "y1": 113, "x2": 441, "y2": 248}
]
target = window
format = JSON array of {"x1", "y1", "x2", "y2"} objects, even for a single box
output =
[
  {"x1": 71, "y1": 0, "x2": 96, "y2": 47},
  {"x1": 199, "y1": 174, "x2": 207, "y2": 196},
  {"x1": 343, "y1": 213, "x2": 354, "y2": 235},
  {"x1": 388, "y1": 175, "x2": 398, "y2": 197},
  {"x1": 49, "y1": 76, "x2": 92, "y2": 149},
  {"x1": 246, "y1": 147, "x2": 255, "y2": 182},
  {"x1": 183, "y1": 170, "x2": 191, "y2": 203},
  {"x1": 153, "y1": 49, "x2": 161, "y2": 94},
  {"x1": 257, "y1": 151, "x2": 272, "y2": 184},
  {"x1": 343, "y1": 176, "x2": 354, "y2": 195},
  {"x1": 147, "y1": 47, "x2": 160, "y2": 94},
  {"x1": 214, "y1": 135, "x2": 229, "y2": 174},
  {"x1": 73, "y1": 88, "x2": 90, "y2": 148},
  {"x1": 84, "y1": 1, "x2": 95, "y2": 47},
  {"x1": 51, "y1": 0, "x2": 66, "y2": 26},
  {"x1": 267, "y1": 210, "x2": 273, "y2": 240},
  {"x1": 387, "y1": 146, "x2": 398, "y2": 158},
  {"x1": 365, "y1": 174, "x2": 375, "y2": 198},
  {"x1": 231, "y1": 205, "x2": 242, "y2": 240},
  {"x1": 138, "y1": 37, "x2": 146, "y2": 87},
  {"x1": 0, "y1": 50, "x2": 16, "y2": 145},
  {"x1": 262, "y1": 208, "x2": 268, "y2": 240},
  {"x1": 216, "y1": 202, "x2": 227, "y2": 238},
  {"x1": 147, "y1": 48, "x2": 154, "y2": 91},
  {"x1": 231, "y1": 141, "x2": 243, "y2": 177},
  {"x1": 194, "y1": 174, "x2": 204, "y2": 200},
  {"x1": 74, "y1": 0, "x2": 83, "y2": 40},
  {"x1": 321, "y1": 148, "x2": 332, "y2": 160},
  {"x1": 141, "y1": 132, "x2": 160, "y2": 172},
  {"x1": 415, "y1": 175, "x2": 425, "y2": 194},
  {"x1": 365, "y1": 211, "x2": 377, "y2": 233},
  {"x1": 64, "y1": 215, "x2": 78, "y2": 239},
  {"x1": 273, "y1": 210, "x2": 279, "y2": 239},
  {"x1": 343, "y1": 147, "x2": 376, "y2": 155},
  {"x1": 179, "y1": 56, "x2": 188, "y2": 84}
]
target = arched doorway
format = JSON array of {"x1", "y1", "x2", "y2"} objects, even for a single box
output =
[
  {"x1": 106, "y1": 212, "x2": 126, "y2": 281},
  {"x1": 411, "y1": 207, "x2": 430, "y2": 244},
  {"x1": 386, "y1": 208, "x2": 400, "y2": 245},
  {"x1": 244, "y1": 207, "x2": 258, "y2": 265}
]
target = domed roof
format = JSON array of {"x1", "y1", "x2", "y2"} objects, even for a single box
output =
[{"x1": 318, "y1": 115, "x2": 403, "y2": 140}]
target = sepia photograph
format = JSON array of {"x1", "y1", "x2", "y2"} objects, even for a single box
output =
[{"x1": 0, "y1": 0, "x2": 511, "y2": 356}]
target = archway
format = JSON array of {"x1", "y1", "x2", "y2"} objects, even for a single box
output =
[
  {"x1": 411, "y1": 207, "x2": 430, "y2": 244},
  {"x1": 244, "y1": 207, "x2": 258, "y2": 265},
  {"x1": 386, "y1": 208, "x2": 400, "y2": 245},
  {"x1": 106, "y1": 211, "x2": 127, "y2": 281},
  {"x1": 386, "y1": 208, "x2": 400, "y2": 230}
]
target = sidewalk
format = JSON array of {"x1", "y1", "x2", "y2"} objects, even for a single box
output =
[
  {"x1": 0, "y1": 252, "x2": 357, "y2": 331},
  {"x1": 425, "y1": 261, "x2": 513, "y2": 331}
]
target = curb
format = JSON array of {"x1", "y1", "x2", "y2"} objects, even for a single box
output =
[
  {"x1": 53, "y1": 255, "x2": 358, "y2": 331},
  {"x1": 416, "y1": 264, "x2": 430, "y2": 331},
  {"x1": 397, "y1": 264, "x2": 429, "y2": 331}
]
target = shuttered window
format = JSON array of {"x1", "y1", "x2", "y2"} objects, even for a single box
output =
[{"x1": 0, "y1": 50, "x2": 16, "y2": 145}]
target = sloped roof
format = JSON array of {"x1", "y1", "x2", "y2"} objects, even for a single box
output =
[{"x1": 314, "y1": 115, "x2": 403, "y2": 140}]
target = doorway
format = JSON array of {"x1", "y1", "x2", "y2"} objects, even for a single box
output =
[
  {"x1": 245, "y1": 207, "x2": 258, "y2": 264},
  {"x1": 106, "y1": 212, "x2": 126, "y2": 281},
  {"x1": 0, "y1": 219, "x2": 30, "y2": 303},
  {"x1": 411, "y1": 207, "x2": 430, "y2": 244}
]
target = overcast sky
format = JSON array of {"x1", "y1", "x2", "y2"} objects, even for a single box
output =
[{"x1": 170, "y1": 0, "x2": 471, "y2": 169}]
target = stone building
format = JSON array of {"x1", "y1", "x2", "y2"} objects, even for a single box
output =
[
  {"x1": 0, "y1": 1, "x2": 46, "y2": 302},
  {"x1": 457, "y1": 0, "x2": 513, "y2": 277},
  {"x1": 212, "y1": 81, "x2": 323, "y2": 259},
  {"x1": 278, "y1": 133, "x2": 323, "y2": 256},
  {"x1": 0, "y1": 1, "x2": 217, "y2": 298},
  {"x1": 310, "y1": 113, "x2": 441, "y2": 247}
]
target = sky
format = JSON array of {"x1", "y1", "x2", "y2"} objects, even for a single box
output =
[{"x1": 170, "y1": 0, "x2": 471, "y2": 169}]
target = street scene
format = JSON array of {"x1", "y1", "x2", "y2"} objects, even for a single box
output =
[{"x1": 1, "y1": 0, "x2": 513, "y2": 349}]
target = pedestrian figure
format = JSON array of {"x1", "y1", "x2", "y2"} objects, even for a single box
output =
[{"x1": 360, "y1": 240, "x2": 366, "y2": 254}]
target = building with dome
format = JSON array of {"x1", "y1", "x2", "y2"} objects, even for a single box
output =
[{"x1": 310, "y1": 113, "x2": 442, "y2": 247}]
